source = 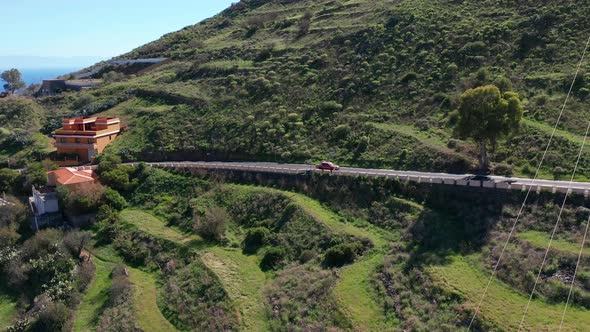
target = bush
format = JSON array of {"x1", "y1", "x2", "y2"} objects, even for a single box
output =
[
  {"x1": 101, "y1": 168, "x2": 131, "y2": 192},
  {"x1": 260, "y1": 246, "x2": 285, "y2": 271},
  {"x1": 31, "y1": 301, "x2": 72, "y2": 332},
  {"x1": 94, "y1": 205, "x2": 121, "y2": 244},
  {"x1": 0, "y1": 168, "x2": 19, "y2": 193},
  {"x1": 57, "y1": 183, "x2": 106, "y2": 215},
  {"x1": 96, "y1": 154, "x2": 122, "y2": 174},
  {"x1": 193, "y1": 206, "x2": 228, "y2": 241},
  {"x1": 243, "y1": 227, "x2": 270, "y2": 254},
  {"x1": 104, "y1": 188, "x2": 127, "y2": 210},
  {"x1": 323, "y1": 242, "x2": 364, "y2": 267},
  {"x1": 299, "y1": 249, "x2": 317, "y2": 263}
]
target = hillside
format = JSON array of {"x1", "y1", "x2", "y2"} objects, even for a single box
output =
[
  {"x1": 30, "y1": 0, "x2": 590, "y2": 179},
  {"x1": 4, "y1": 1, "x2": 590, "y2": 330},
  {"x1": 4, "y1": 162, "x2": 590, "y2": 330}
]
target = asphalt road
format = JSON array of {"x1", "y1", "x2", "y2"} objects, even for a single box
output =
[{"x1": 128, "y1": 161, "x2": 590, "y2": 196}]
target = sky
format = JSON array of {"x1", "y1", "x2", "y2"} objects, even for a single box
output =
[{"x1": 0, "y1": 0, "x2": 235, "y2": 68}]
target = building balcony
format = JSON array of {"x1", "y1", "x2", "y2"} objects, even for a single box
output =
[
  {"x1": 55, "y1": 142, "x2": 98, "y2": 149},
  {"x1": 54, "y1": 127, "x2": 118, "y2": 136}
]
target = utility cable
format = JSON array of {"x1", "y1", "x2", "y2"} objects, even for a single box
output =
[
  {"x1": 467, "y1": 34, "x2": 590, "y2": 331},
  {"x1": 559, "y1": 212, "x2": 590, "y2": 331},
  {"x1": 518, "y1": 120, "x2": 590, "y2": 331}
]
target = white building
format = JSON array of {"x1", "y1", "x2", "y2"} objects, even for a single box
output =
[{"x1": 29, "y1": 187, "x2": 60, "y2": 231}]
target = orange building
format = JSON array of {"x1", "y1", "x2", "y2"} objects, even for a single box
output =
[
  {"x1": 47, "y1": 168, "x2": 98, "y2": 187},
  {"x1": 53, "y1": 116, "x2": 121, "y2": 165}
]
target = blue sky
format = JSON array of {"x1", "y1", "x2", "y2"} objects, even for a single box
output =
[{"x1": 1, "y1": 0, "x2": 235, "y2": 67}]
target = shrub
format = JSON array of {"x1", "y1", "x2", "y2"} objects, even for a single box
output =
[
  {"x1": 194, "y1": 206, "x2": 228, "y2": 241},
  {"x1": 96, "y1": 154, "x2": 122, "y2": 174},
  {"x1": 31, "y1": 301, "x2": 72, "y2": 332},
  {"x1": 0, "y1": 168, "x2": 19, "y2": 193},
  {"x1": 260, "y1": 246, "x2": 285, "y2": 271},
  {"x1": 94, "y1": 205, "x2": 121, "y2": 243},
  {"x1": 494, "y1": 164, "x2": 514, "y2": 177},
  {"x1": 323, "y1": 242, "x2": 364, "y2": 267},
  {"x1": 332, "y1": 124, "x2": 352, "y2": 139},
  {"x1": 160, "y1": 261, "x2": 238, "y2": 331},
  {"x1": 243, "y1": 227, "x2": 270, "y2": 254},
  {"x1": 299, "y1": 249, "x2": 317, "y2": 263},
  {"x1": 101, "y1": 168, "x2": 131, "y2": 192},
  {"x1": 57, "y1": 182, "x2": 106, "y2": 215},
  {"x1": 104, "y1": 188, "x2": 127, "y2": 210},
  {"x1": 265, "y1": 266, "x2": 351, "y2": 330},
  {"x1": 552, "y1": 166, "x2": 565, "y2": 180}
]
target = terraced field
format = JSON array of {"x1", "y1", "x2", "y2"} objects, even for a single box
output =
[
  {"x1": 518, "y1": 230, "x2": 590, "y2": 257},
  {"x1": 428, "y1": 255, "x2": 590, "y2": 331}
]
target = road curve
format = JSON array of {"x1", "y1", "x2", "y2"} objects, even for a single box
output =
[{"x1": 75, "y1": 161, "x2": 590, "y2": 197}]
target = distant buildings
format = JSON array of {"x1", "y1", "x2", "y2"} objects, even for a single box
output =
[
  {"x1": 53, "y1": 116, "x2": 121, "y2": 166},
  {"x1": 36, "y1": 79, "x2": 103, "y2": 96}
]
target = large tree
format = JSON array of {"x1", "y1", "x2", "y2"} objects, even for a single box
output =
[
  {"x1": 455, "y1": 84, "x2": 523, "y2": 171},
  {"x1": 1, "y1": 68, "x2": 26, "y2": 94}
]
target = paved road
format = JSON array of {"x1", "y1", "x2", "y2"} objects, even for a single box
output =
[{"x1": 92, "y1": 161, "x2": 588, "y2": 197}]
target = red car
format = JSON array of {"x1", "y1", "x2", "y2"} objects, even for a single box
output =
[{"x1": 316, "y1": 161, "x2": 340, "y2": 171}]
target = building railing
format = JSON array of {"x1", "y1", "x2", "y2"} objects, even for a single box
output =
[{"x1": 55, "y1": 142, "x2": 98, "y2": 149}]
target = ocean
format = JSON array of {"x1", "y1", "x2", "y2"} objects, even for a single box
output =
[{"x1": 0, "y1": 67, "x2": 82, "y2": 89}]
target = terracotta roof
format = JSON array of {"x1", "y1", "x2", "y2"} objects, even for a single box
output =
[{"x1": 48, "y1": 168, "x2": 98, "y2": 186}]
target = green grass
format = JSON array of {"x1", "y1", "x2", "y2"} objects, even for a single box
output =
[
  {"x1": 121, "y1": 208, "x2": 268, "y2": 330},
  {"x1": 0, "y1": 286, "x2": 17, "y2": 330},
  {"x1": 120, "y1": 210, "x2": 203, "y2": 245},
  {"x1": 428, "y1": 255, "x2": 590, "y2": 331},
  {"x1": 227, "y1": 185, "x2": 400, "y2": 330},
  {"x1": 333, "y1": 253, "x2": 398, "y2": 330},
  {"x1": 518, "y1": 230, "x2": 590, "y2": 257},
  {"x1": 80, "y1": 245, "x2": 176, "y2": 332},
  {"x1": 200, "y1": 247, "x2": 269, "y2": 331},
  {"x1": 239, "y1": 185, "x2": 392, "y2": 246},
  {"x1": 73, "y1": 257, "x2": 114, "y2": 332},
  {"x1": 523, "y1": 118, "x2": 589, "y2": 147},
  {"x1": 128, "y1": 268, "x2": 177, "y2": 332}
]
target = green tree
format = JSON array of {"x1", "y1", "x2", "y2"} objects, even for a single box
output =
[
  {"x1": 0, "y1": 168, "x2": 19, "y2": 193},
  {"x1": 455, "y1": 85, "x2": 523, "y2": 171},
  {"x1": 1, "y1": 69, "x2": 26, "y2": 94}
]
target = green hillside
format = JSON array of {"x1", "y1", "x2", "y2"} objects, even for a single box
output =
[{"x1": 31, "y1": 0, "x2": 590, "y2": 178}]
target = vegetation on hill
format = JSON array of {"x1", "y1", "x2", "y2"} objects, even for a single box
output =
[
  {"x1": 21, "y1": 0, "x2": 588, "y2": 179},
  {"x1": 4, "y1": 0, "x2": 590, "y2": 330}
]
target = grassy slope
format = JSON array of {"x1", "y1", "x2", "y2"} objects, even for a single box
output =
[
  {"x1": 121, "y1": 208, "x2": 268, "y2": 331},
  {"x1": 0, "y1": 287, "x2": 17, "y2": 329},
  {"x1": 290, "y1": 192, "x2": 397, "y2": 330},
  {"x1": 121, "y1": 210, "x2": 203, "y2": 245},
  {"x1": 518, "y1": 230, "x2": 590, "y2": 257},
  {"x1": 73, "y1": 257, "x2": 114, "y2": 332},
  {"x1": 200, "y1": 248, "x2": 268, "y2": 331},
  {"x1": 230, "y1": 184, "x2": 398, "y2": 330},
  {"x1": 428, "y1": 255, "x2": 590, "y2": 331},
  {"x1": 79, "y1": 245, "x2": 176, "y2": 332},
  {"x1": 128, "y1": 268, "x2": 177, "y2": 332}
]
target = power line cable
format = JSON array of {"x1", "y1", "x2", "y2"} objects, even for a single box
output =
[
  {"x1": 559, "y1": 211, "x2": 590, "y2": 330},
  {"x1": 518, "y1": 120, "x2": 590, "y2": 331},
  {"x1": 467, "y1": 34, "x2": 590, "y2": 331}
]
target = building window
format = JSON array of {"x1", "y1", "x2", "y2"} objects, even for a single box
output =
[
  {"x1": 75, "y1": 138, "x2": 81, "y2": 143},
  {"x1": 60, "y1": 138, "x2": 66, "y2": 143},
  {"x1": 88, "y1": 139, "x2": 94, "y2": 144}
]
